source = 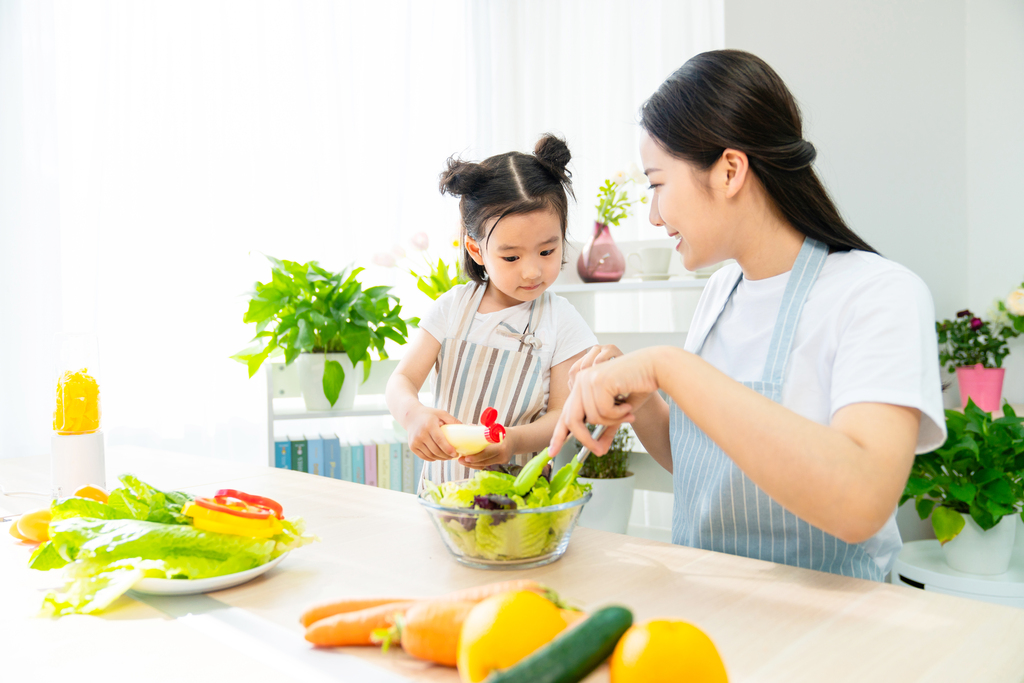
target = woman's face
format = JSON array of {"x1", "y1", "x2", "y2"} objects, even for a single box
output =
[{"x1": 640, "y1": 130, "x2": 732, "y2": 272}]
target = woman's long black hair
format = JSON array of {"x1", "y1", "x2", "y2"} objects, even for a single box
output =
[{"x1": 640, "y1": 50, "x2": 876, "y2": 254}]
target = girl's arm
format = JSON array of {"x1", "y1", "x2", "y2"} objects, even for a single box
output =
[
  {"x1": 460, "y1": 349, "x2": 589, "y2": 468},
  {"x1": 385, "y1": 328, "x2": 458, "y2": 461},
  {"x1": 551, "y1": 346, "x2": 920, "y2": 544}
]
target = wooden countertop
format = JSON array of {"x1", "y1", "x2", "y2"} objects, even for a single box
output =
[{"x1": 3, "y1": 447, "x2": 1024, "y2": 682}]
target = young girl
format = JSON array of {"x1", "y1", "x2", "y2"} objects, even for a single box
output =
[
  {"x1": 386, "y1": 135, "x2": 597, "y2": 489},
  {"x1": 550, "y1": 50, "x2": 946, "y2": 581}
]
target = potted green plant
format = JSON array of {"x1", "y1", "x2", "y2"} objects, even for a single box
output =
[
  {"x1": 576, "y1": 165, "x2": 648, "y2": 284},
  {"x1": 901, "y1": 400, "x2": 1024, "y2": 574},
  {"x1": 574, "y1": 425, "x2": 636, "y2": 534},
  {"x1": 233, "y1": 256, "x2": 416, "y2": 410},
  {"x1": 936, "y1": 309, "x2": 1019, "y2": 412},
  {"x1": 373, "y1": 231, "x2": 467, "y2": 301}
]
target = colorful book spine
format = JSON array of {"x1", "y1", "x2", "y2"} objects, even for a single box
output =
[
  {"x1": 322, "y1": 433, "x2": 341, "y2": 479},
  {"x1": 290, "y1": 436, "x2": 308, "y2": 473},
  {"x1": 377, "y1": 440, "x2": 390, "y2": 490},
  {"x1": 401, "y1": 442, "x2": 415, "y2": 494},
  {"x1": 389, "y1": 439, "x2": 403, "y2": 492},
  {"x1": 274, "y1": 438, "x2": 291, "y2": 469},
  {"x1": 413, "y1": 446, "x2": 424, "y2": 494},
  {"x1": 351, "y1": 442, "x2": 365, "y2": 484},
  {"x1": 364, "y1": 442, "x2": 377, "y2": 487},
  {"x1": 339, "y1": 439, "x2": 352, "y2": 482},
  {"x1": 307, "y1": 435, "x2": 324, "y2": 477}
]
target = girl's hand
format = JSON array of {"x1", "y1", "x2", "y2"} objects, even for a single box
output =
[
  {"x1": 550, "y1": 348, "x2": 660, "y2": 456},
  {"x1": 407, "y1": 406, "x2": 460, "y2": 462},
  {"x1": 567, "y1": 344, "x2": 624, "y2": 391},
  {"x1": 458, "y1": 434, "x2": 516, "y2": 470}
]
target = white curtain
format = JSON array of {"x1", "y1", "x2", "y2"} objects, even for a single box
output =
[{"x1": 0, "y1": 0, "x2": 720, "y2": 463}]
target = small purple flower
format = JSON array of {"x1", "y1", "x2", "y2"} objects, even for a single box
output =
[
  {"x1": 956, "y1": 309, "x2": 972, "y2": 318},
  {"x1": 970, "y1": 317, "x2": 983, "y2": 330}
]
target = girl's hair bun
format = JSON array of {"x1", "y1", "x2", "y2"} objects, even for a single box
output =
[
  {"x1": 439, "y1": 157, "x2": 489, "y2": 197},
  {"x1": 534, "y1": 134, "x2": 572, "y2": 178}
]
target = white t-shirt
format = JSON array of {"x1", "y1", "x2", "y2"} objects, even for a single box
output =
[
  {"x1": 689, "y1": 250, "x2": 946, "y2": 574},
  {"x1": 419, "y1": 283, "x2": 598, "y2": 409}
]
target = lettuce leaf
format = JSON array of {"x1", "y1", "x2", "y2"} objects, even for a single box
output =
[{"x1": 106, "y1": 474, "x2": 192, "y2": 524}]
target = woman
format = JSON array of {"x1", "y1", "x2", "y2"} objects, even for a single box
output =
[{"x1": 550, "y1": 50, "x2": 945, "y2": 581}]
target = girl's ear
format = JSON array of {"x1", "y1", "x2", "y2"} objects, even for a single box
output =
[
  {"x1": 465, "y1": 236, "x2": 484, "y2": 266},
  {"x1": 719, "y1": 148, "x2": 750, "y2": 199}
]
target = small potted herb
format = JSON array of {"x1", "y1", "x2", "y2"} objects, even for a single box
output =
[
  {"x1": 574, "y1": 425, "x2": 636, "y2": 534},
  {"x1": 901, "y1": 400, "x2": 1024, "y2": 574},
  {"x1": 234, "y1": 256, "x2": 416, "y2": 410},
  {"x1": 936, "y1": 309, "x2": 1018, "y2": 412}
]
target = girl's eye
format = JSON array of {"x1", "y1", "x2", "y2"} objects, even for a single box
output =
[
  {"x1": 540, "y1": 249, "x2": 555, "y2": 256},
  {"x1": 503, "y1": 256, "x2": 519, "y2": 263}
]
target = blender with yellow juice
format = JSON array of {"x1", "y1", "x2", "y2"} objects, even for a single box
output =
[{"x1": 51, "y1": 336, "x2": 106, "y2": 498}]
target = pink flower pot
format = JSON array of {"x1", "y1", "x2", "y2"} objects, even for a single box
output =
[
  {"x1": 955, "y1": 364, "x2": 1005, "y2": 412},
  {"x1": 577, "y1": 222, "x2": 625, "y2": 283}
]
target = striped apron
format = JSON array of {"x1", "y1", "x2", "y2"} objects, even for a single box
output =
[
  {"x1": 669, "y1": 237, "x2": 884, "y2": 581},
  {"x1": 422, "y1": 283, "x2": 548, "y2": 488}
]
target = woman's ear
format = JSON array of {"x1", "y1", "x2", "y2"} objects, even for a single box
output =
[
  {"x1": 719, "y1": 148, "x2": 750, "y2": 199},
  {"x1": 465, "y1": 236, "x2": 484, "y2": 265}
]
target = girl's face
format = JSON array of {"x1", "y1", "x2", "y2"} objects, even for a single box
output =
[
  {"x1": 467, "y1": 208, "x2": 563, "y2": 308},
  {"x1": 640, "y1": 130, "x2": 734, "y2": 271}
]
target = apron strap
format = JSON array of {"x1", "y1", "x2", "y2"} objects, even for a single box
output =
[
  {"x1": 458, "y1": 283, "x2": 488, "y2": 340},
  {"x1": 761, "y1": 237, "x2": 829, "y2": 385}
]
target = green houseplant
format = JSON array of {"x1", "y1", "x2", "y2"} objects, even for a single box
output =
[
  {"x1": 936, "y1": 309, "x2": 1019, "y2": 412},
  {"x1": 373, "y1": 231, "x2": 467, "y2": 301},
  {"x1": 901, "y1": 400, "x2": 1024, "y2": 573},
  {"x1": 577, "y1": 165, "x2": 649, "y2": 284},
  {"x1": 233, "y1": 256, "x2": 416, "y2": 408},
  {"x1": 574, "y1": 425, "x2": 636, "y2": 534}
]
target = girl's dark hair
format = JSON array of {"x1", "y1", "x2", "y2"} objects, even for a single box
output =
[
  {"x1": 640, "y1": 50, "x2": 876, "y2": 254},
  {"x1": 439, "y1": 134, "x2": 574, "y2": 284}
]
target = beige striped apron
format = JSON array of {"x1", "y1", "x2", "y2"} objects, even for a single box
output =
[{"x1": 422, "y1": 283, "x2": 548, "y2": 489}]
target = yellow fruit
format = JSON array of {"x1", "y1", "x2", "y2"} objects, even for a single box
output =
[
  {"x1": 16, "y1": 508, "x2": 52, "y2": 544},
  {"x1": 9, "y1": 521, "x2": 30, "y2": 541},
  {"x1": 53, "y1": 368, "x2": 101, "y2": 434},
  {"x1": 457, "y1": 591, "x2": 568, "y2": 683},
  {"x1": 611, "y1": 620, "x2": 728, "y2": 683},
  {"x1": 73, "y1": 485, "x2": 109, "y2": 504}
]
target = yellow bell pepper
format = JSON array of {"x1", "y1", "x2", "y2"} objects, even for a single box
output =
[{"x1": 182, "y1": 502, "x2": 282, "y2": 538}]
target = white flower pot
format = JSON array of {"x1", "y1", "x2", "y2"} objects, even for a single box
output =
[
  {"x1": 941, "y1": 514, "x2": 1017, "y2": 575},
  {"x1": 576, "y1": 473, "x2": 636, "y2": 534},
  {"x1": 297, "y1": 353, "x2": 360, "y2": 411}
]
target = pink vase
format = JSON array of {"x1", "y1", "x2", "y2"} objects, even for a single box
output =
[
  {"x1": 576, "y1": 221, "x2": 625, "y2": 283},
  {"x1": 955, "y1": 364, "x2": 1005, "y2": 412}
]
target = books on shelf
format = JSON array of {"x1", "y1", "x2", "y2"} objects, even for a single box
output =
[{"x1": 272, "y1": 429, "x2": 423, "y2": 494}]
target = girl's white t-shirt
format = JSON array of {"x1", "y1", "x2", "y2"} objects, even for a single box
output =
[
  {"x1": 688, "y1": 249, "x2": 946, "y2": 574},
  {"x1": 419, "y1": 283, "x2": 598, "y2": 408}
]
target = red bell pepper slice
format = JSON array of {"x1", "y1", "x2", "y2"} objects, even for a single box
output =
[
  {"x1": 193, "y1": 490, "x2": 284, "y2": 520},
  {"x1": 215, "y1": 489, "x2": 284, "y2": 517}
]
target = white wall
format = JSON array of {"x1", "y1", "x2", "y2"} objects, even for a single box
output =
[{"x1": 724, "y1": 0, "x2": 1024, "y2": 406}]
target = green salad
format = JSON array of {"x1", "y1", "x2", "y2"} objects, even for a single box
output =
[
  {"x1": 28, "y1": 474, "x2": 315, "y2": 616},
  {"x1": 423, "y1": 466, "x2": 590, "y2": 562}
]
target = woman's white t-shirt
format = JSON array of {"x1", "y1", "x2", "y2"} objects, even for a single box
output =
[
  {"x1": 688, "y1": 250, "x2": 946, "y2": 574},
  {"x1": 418, "y1": 283, "x2": 598, "y2": 409}
]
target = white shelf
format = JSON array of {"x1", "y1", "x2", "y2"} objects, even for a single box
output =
[
  {"x1": 271, "y1": 393, "x2": 431, "y2": 421},
  {"x1": 551, "y1": 278, "x2": 708, "y2": 293}
]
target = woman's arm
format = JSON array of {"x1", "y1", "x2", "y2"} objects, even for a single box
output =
[
  {"x1": 385, "y1": 328, "x2": 458, "y2": 461},
  {"x1": 553, "y1": 345, "x2": 920, "y2": 544},
  {"x1": 461, "y1": 348, "x2": 589, "y2": 468}
]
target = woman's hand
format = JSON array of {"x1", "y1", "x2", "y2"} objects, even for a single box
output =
[
  {"x1": 551, "y1": 348, "x2": 661, "y2": 456},
  {"x1": 567, "y1": 344, "x2": 624, "y2": 391},
  {"x1": 407, "y1": 406, "x2": 459, "y2": 462}
]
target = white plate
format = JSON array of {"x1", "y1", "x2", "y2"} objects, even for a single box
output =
[{"x1": 131, "y1": 553, "x2": 288, "y2": 596}]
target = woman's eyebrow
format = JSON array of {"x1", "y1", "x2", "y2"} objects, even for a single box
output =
[{"x1": 644, "y1": 167, "x2": 660, "y2": 175}]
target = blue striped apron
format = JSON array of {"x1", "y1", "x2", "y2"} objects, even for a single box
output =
[
  {"x1": 669, "y1": 237, "x2": 884, "y2": 581},
  {"x1": 422, "y1": 283, "x2": 548, "y2": 489}
]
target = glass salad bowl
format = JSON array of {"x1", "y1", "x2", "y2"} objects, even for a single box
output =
[{"x1": 418, "y1": 481, "x2": 592, "y2": 570}]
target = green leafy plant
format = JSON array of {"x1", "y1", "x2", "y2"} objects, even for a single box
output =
[
  {"x1": 936, "y1": 309, "x2": 1018, "y2": 372},
  {"x1": 576, "y1": 425, "x2": 633, "y2": 479},
  {"x1": 595, "y1": 166, "x2": 648, "y2": 227},
  {"x1": 900, "y1": 400, "x2": 1024, "y2": 544},
  {"x1": 374, "y1": 232, "x2": 467, "y2": 301},
  {"x1": 233, "y1": 256, "x2": 416, "y2": 406}
]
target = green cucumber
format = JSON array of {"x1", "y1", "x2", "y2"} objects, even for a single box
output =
[{"x1": 484, "y1": 605, "x2": 633, "y2": 683}]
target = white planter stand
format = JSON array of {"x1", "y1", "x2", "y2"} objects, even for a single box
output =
[
  {"x1": 577, "y1": 473, "x2": 636, "y2": 534},
  {"x1": 941, "y1": 514, "x2": 1017, "y2": 575},
  {"x1": 297, "y1": 353, "x2": 360, "y2": 411}
]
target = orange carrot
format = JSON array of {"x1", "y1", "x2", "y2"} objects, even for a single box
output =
[
  {"x1": 300, "y1": 596, "x2": 413, "y2": 628},
  {"x1": 374, "y1": 600, "x2": 477, "y2": 667},
  {"x1": 437, "y1": 579, "x2": 546, "y2": 603},
  {"x1": 304, "y1": 601, "x2": 418, "y2": 647}
]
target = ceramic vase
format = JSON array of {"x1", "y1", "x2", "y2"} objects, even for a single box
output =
[
  {"x1": 576, "y1": 472, "x2": 636, "y2": 534},
  {"x1": 298, "y1": 353, "x2": 360, "y2": 411},
  {"x1": 577, "y1": 221, "x2": 625, "y2": 283},
  {"x1": 955, "y1": 364, "x2": 1005, "y2": 412},
  {"x1": 941, "y1": 514, "x2": 1016, "y2": 575}
]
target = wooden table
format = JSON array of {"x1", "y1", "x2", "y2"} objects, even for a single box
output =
[{"x1": 3, "y1": 447, "x2": 1024, "y2": 682}]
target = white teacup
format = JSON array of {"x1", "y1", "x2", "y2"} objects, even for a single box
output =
[{"x1": 628, "y1": 247, "x2": 673, "y2": 280}]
